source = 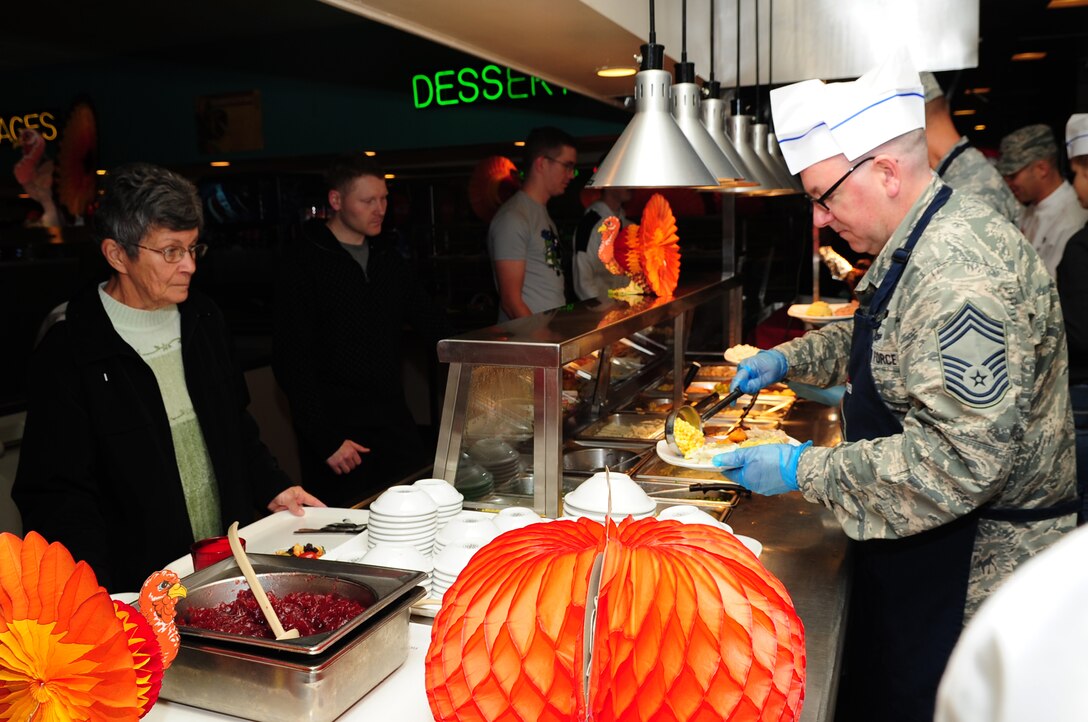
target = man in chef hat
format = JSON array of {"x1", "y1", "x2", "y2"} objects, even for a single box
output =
[
  {"x1": 919, "y1": 71, "x2": 1022, "y2": 223},
  {"x1": 997, "y1": 123, "x2": 1088, "y2": 277},
  {"x1": 714, "y1": 48, "x2": 1077, "y2": 722}
]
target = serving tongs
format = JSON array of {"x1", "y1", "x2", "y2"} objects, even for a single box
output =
[
  {"x1": 664, "y1": 387, "x2": 759, "y2": 456},
  {"x1": 294, "y1": 520, "x2": 368, "y2": 534}
]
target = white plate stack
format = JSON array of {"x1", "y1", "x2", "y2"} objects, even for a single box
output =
[
  {"x1": 562, "y1": 471, "x2": 656, "y2": 523},
  {"x1": 431, "y1": 539, "x2": 488, "y2": 600},
  {"x1": 468, "y1": 438, "x2": 522, "y2": 486},
  {"x1": 412, "y1": 478, "x2": 464, "y2": 528},
  {"x1": 434, "y1": 512, "x2": 500, "y2": 555},
  {"x1": 367, "y1": 486, "x2": 439, "y2": 557}
]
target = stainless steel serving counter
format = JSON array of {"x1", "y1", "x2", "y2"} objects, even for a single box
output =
[{"x1": 725, "y1": 400, "x2": 850, "y2": 722}]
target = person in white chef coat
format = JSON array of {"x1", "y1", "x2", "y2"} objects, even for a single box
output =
[
  {"x1": 997, "y1": 123, "x2": 1088, "y2": 278},
  {"x1": 936, "y1": 523, "x2": 1088, "y2": 722}
]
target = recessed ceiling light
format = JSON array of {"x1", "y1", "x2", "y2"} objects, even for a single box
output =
[
  {"x1": 95, "y1": 169, "x2": 107, "y2": 176},
  {"x1": 364, "y1": 151, "x2": 377, "y2": 157},
  {"x1": 597, "y1": 66, "x2": 637, "y2": 78},
  {"x1": 974, "y1": 124, "x2": 987, "y2": 131},
  {"x1": 964, "y1": 87, "x2": 991, "y2": 95},
  {"x1": 210, "y1": 161, "x2": 231, "y2": 167},
  {"x1": 1011, "y1": 51, "x2": 1047, "y2": 61},
  {"x1": 1047, "y1": 0, "x2": 1088, "y2": 8},
  {"x1": 18, "y1": 193, "x2": 29, "y2": 199},
  {"x1": 384, "y1": 173, "x2": 395, "y2": 179},
  {"x1": 953, "y1": 109, "x2": 977, "y2": 116},
  {"x1": 514, "y1": 141, "x2": 526, "y2": 147}
]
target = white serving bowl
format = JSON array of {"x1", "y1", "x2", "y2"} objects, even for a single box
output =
[
  {"x1": 359, "y1": 543, "x2": 434, "y2": 574},
  {"x1": 413, "y1": 478, "x2": 464, "y2": 509},
  {"x1": 435, "y1": 514, "x2": 501, "y2": 548},
  {"x1": 564, "y1": 471, "x2": 655, "y2": 517},
  {"x1": 433, "y1": 539, "x2": 488, "y2": 578},
  {"x1": 367, "y1": 516, "x2": 439, "y2": 532},
  {"x1": 370, "y1": 486, "x2": 439, "y2": 518},
  {"x1": 657, "y1": 505, "x2": 733, "y2": 533},
  {"x1": 494, "y1": 506, "x2": 542, "y2": 532}
]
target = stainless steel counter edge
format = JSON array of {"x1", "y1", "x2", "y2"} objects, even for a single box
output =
[{"x1": 437, "y1": 277, "x2": 736, "y2": 367}]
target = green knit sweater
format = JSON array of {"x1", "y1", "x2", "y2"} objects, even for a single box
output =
[{"x1": 98, "y1": 285, "x2": 221, "y2": 540}]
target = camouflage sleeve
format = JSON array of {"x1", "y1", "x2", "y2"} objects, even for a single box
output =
[
  {"x1": 795, "y1": 257, "x2": 1034, "y2": 540},
  {"x1": 776, "y1": 320, "x2": 854, "y2": 387}
]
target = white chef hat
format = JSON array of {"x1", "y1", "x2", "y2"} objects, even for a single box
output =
[
  {"x1": 1068, "y1": 114, "x2": 1088, "y2": 160},
  {"x1": 771, "y1": 48, "x2": 926, "y2": 175}
]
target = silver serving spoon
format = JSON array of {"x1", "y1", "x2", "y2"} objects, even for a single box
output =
[{"x1": 664, "y1": 387, "x2": 759, "y2": 456}]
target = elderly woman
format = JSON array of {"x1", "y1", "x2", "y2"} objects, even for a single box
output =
[{"x1": 13, "y1": 163, "x2": 323, "y2": 591}]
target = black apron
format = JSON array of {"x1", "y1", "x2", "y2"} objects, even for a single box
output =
[
  {"x1": 936, "y1": 141, "x2": 970, "y2": 178},
  {"x1": 836, "y1": 184, "x2": 1075, "y2": 722}
]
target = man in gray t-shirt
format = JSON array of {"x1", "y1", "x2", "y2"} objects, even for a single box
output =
[{"x1": 488, "y1": 126, "x2": 577, "y2": 320}]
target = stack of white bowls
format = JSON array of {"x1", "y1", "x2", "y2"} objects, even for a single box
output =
[
  {"x1": 563, "y1": 471, "x2": 656, "y2": 522},
  {"x1": 657, "y1": 505, "x2": 734, "y2": 533},
  {"x1": 367, "y1": 486, "x2": 439, "y2": 557},
  {"x1": 468, "y1": 438, "x2": 522, "y2": 486},
  {"x1": 412, "y1": 478, "x2": 464, "y2": 528},
  {"x1": 494, "y1": 506, "x2": 543, "y2": 533},
  {"x1": 357, "y1": 543, "x2": 434, "y2": 591},
  {"x1": 431, "y1": 539, "x2": 487, "y2": 599},
  {"x1": 434, "y1": 512, "x2": 500, "y2": 555}
]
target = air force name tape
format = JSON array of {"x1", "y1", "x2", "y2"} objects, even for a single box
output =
[{"x1": 937, "y1": 302, "x2": 1009, "y2": 408}]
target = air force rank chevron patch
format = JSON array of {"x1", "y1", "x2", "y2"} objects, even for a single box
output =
[{"x1": 937, "y1": 302, "x2": 1009, "y2": 407}]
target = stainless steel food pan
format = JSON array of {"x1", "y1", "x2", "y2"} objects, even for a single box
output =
[
  {"x1": 562, "y1": 447, "x2": 644, "y2": 474},
  {"x1": 173, "y1": 554, "x2": 426, "y2": 655}
]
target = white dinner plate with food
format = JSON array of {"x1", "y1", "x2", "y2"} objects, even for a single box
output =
[
  {"x1": 787, "y1": 302, "x2": 855, "y2": 325},
  {"x1": 723, "y1": 344, "x2": 761, "y2": 365},
  {"x1": 655, "y1": 430, "x2": 801, "y2": 472}
]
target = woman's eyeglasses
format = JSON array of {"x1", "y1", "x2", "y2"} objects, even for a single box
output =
[{"x1": 136, "y1": 243, "x2": 209, "y2": 263}]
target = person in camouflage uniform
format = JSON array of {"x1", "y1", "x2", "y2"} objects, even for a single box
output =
[
  {"x1": 920, "y1": 71, "x2": 1023, "y2": 225},
  {"x1": 717, "y1": 50, "x2": 1077, "y2": 722}
]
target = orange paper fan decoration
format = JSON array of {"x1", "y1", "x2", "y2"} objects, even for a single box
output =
[
  {"x1": 114, "y1": 600, "x2": 165, "y2": 717},
  {"x1": 469, "y1": 156, "x2": 521, "y2": 222},
  {"x1": 425, "y1": 517, "x2": 806, "y2": 722},
  {"x1": 638, "y1": 193, "x2": 681, "y2": 298},
  {"x1": 0, "y1": 531, "x2": 145, "y2": 721},
  {"x1": 57, "y1": 101, "x2": 98, "y2": 219}
]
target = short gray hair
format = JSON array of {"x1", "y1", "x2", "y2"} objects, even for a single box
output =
[{"x1": 93, "y1": 163, "x2": 203, "y2": 258}]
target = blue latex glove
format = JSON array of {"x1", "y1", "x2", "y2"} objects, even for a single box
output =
[
  {"x1": 730, "y1": 349, "x2": 789, "y2": 395},
  {"x1": 787, "y1": 382, "x2": 846, "y2": 406},
  {"x1": 713, "y1": 441, "x2": 813, "y2": 495}
]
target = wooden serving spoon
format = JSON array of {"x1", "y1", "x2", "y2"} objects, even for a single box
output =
[{"x1": 227, "y1": 521, "x2": 299, "y2": 640}]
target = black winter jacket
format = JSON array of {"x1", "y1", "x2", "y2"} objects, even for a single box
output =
[{"x1": 13, "y1": 285, "x2": 290, "y2": 591}]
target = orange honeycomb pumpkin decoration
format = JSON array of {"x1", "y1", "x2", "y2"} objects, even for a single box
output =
[
  {"x1": 425, "y1": 517, "x2": 806, "y2": 722},
  {"x1": 598, "y1": 193, "x2": 681, "y2": 298}
]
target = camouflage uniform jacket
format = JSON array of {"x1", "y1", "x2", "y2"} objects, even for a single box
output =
[
  {"x1": 940, "y1": 137, "x2": 1023, "y2": 226},
  {"x1": 779, "y1": 177, "x2": 1076, "y2": 616}
]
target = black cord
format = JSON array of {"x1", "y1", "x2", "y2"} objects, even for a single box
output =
[
  {"x1": 682, "y1": 0, "x2": 688, "y2": 62},
  {"x1": 709, "y1": 0, "x2": 716, "y2": 82},
  {"x1": 753, "y1": 0, "x2": 762, "y2": 121},
  {"x1": 735, "y1": 0, "x2": 741, "y2": 99},
  {"x1": 649, "y1": 0, "x2": 656, "y2": 44}
]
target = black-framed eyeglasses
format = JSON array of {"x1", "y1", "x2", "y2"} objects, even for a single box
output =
[
  {"x1": 136, "y1": 243, "x2": 209, "y2": 263},
  {"x1": 544, "y1": 156, "x2": 579, "y2": 178},
  {"x1": 808, "y1": 156, "x2": 875, "y2": 211}
]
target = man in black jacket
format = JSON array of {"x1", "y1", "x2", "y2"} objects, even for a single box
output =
[
  {"x1": 13, "y1": 163, "x2": 322, "y2": 592},
  {"x1": 273, "y1": 155, "x2": 448, "y2": 506}
]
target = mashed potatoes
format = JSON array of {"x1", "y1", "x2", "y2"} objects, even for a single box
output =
[{"x1": 807, "y1": 301, "x2": 833, "y2": 316}]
